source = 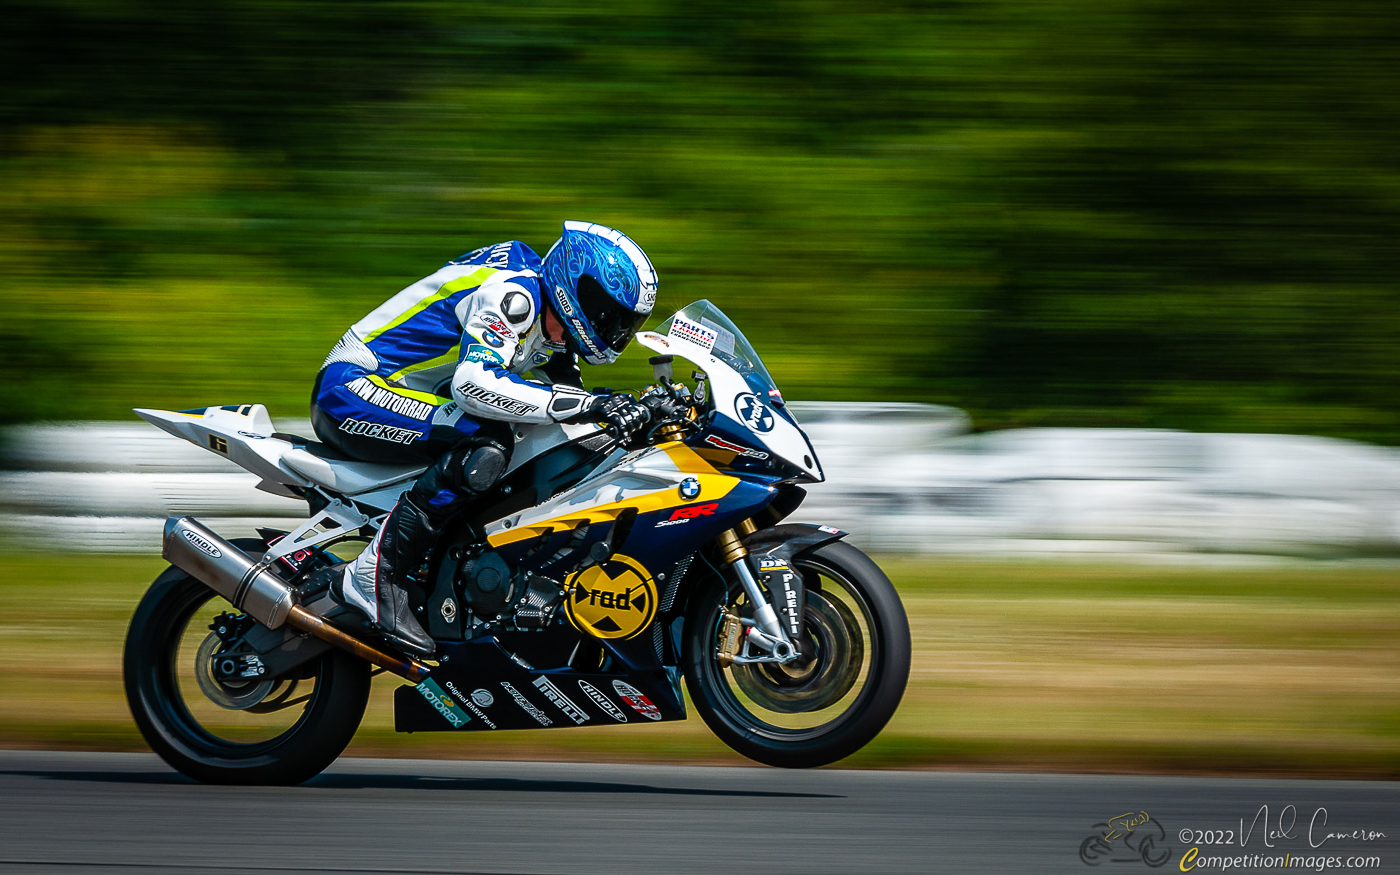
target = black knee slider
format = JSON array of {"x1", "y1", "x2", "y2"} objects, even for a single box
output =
[{"x1": 459, "y1": 444, "x2": 507, "y2": 494}]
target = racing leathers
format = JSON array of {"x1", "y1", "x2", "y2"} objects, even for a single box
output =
[
  {"x1": 310, "y1": 240, "x2": 639, "y2": 655},
  {"x1": 313, "y1": 240, "x2": 595, "y2": 461}
]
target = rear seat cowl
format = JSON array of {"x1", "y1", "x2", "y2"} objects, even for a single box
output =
[{"x1": 278, "y1": 448, "x2": 424, "y2": 496}]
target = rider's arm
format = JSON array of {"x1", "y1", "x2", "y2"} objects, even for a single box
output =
[
  {"x1": 451, "y1": 277, "x2": 599, "y2": 424},
  {"x1": 537, "y1": 350, "x2": 583, "y2": 388}
]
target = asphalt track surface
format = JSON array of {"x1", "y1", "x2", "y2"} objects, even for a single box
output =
[{"x1": 0, "y1": 751, "x2": 1395, "y2": 875}]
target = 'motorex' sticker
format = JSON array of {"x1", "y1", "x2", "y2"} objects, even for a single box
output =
[{"x1": 416, "y1": 678, "x2": 471, "y2": 728}]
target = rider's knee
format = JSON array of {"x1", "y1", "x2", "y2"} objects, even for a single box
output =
[
  {"x1": 458, "y1": 443, "x2": 507, "y2": 493},
  {"x1": 406, "y1": 439, "x2": 509, "y2": 517}
]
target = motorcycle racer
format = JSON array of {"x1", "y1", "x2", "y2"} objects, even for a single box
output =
[{"x1": 310, "y1": 221, "x2": 658, "y2": 656}]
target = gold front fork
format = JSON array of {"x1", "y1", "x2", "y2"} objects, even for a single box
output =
[
  {"x1": 715, "y1": 518, "x2": 760, "y2": 563},
  {"x1": 715, "y1": 527, "x2": 748, "y2": 565},
  {"x1": 713, "y1": 520, "x2": 796, "y2": 661}
]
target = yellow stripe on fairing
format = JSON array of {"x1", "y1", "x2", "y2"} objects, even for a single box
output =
[
  {"x1": 660, "y1": 441, "x2": 728, "y2": 476},
  {"x1": 486, "y1": 441, "x2": 734, "y2": 548},
  {"x1": 363, "y1": 267, "x2": 497, "y2": 342}
]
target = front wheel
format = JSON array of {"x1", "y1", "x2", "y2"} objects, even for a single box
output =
[
  {"x1": 123, "y1": 540, "x2": 371, "y2": 785},
  {"x1": 683, "y1": 539, "x2": 911, "y2": 768}
]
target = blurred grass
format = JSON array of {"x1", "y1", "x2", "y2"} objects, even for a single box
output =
[
  {"x1": 3, "y1": 1, "x2": 1400, "y2": 442},
  {"x1": 2, "y1": 553, "x2": 1395, "y2": 776}
]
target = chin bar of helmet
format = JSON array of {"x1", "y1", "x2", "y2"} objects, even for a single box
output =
[{"x1": 162, "y1": 516, "x2": 431, "y2": 683}]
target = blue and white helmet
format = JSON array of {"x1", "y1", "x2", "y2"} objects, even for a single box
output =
[{"x1": 541, "y1": 221, "x2": 658, "y2": 365}]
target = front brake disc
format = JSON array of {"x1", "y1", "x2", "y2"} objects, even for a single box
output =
[{"x1": 731, "y1": 589, "x2": 864, "y2": 714}]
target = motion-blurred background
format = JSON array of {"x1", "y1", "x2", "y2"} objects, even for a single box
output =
[
  {"x1": 5, "y1": 0, "x2": 1400, "y2": 435},
  {"x1": 1, "y1": 0, "x2": 1396, "y2": 775}
]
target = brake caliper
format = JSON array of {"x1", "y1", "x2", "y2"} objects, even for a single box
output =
[
  {"x1": 717, "y1": 609, "x2": 744, "y2": 667},
  {"x1": 208, "y1": 613, "x2": 266, "y2": 681}
]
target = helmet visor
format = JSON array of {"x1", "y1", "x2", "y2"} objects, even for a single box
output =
[{"x1": 576, "y1": 274, "x2": 647, "y2": 354}]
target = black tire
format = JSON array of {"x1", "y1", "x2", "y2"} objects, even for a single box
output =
[
  {"x1": 123, "y1": 540, "x2": 372, "y2": 785},
  {"x1": 683, "y1": 539, "x2": 910, "y2": 768}
]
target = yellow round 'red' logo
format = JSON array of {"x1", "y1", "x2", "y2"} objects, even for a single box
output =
[{"x1": 564, "y1": 555, "x2": 657, "y2": 640}]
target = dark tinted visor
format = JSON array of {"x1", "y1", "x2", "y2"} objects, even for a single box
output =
[{"x1": 576, "y1": 274, "x2": 647, "y2": 353}]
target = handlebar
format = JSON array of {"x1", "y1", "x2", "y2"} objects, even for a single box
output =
[{"x1": 599, "y1": 375, "x2": 705, "y2": 449}]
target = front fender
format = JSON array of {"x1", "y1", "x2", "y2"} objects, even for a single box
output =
[{"x1": 742, "y1": 522, "x2": 848, "y2": 562}]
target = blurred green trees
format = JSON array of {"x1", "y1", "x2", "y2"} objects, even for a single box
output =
[{"x1": 3, "y1": 0, "x2": 1398, "y2": 441}]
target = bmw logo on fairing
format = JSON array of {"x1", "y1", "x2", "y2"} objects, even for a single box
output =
[
  {"x1": 679, "y1": 477, "x2": 701, "y2": 500},
  {"x1": 734, "y1": 393, "x2": 775, "y2": 433}
]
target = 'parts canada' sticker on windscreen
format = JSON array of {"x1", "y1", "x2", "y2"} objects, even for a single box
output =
[
  {"x1": 668, "y1": 316, "x2": 717, "y2": 351},
  {"x1": 564, "y1": 555, "x2": 657, "y2": 640}
]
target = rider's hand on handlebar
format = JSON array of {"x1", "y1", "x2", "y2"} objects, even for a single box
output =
[{"x1": 596, "y1": 393, "x2": 650, "y2": 440}]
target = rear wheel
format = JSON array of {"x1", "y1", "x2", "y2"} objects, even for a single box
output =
[
  {"x1": 683, "y1": 539, "x2": 910, "y2": 768},
  {"x1": 123, "y1": 540, "x2": 371, "y2": 785}
]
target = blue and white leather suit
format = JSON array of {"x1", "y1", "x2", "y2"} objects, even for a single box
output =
[{"x1": 312, "y1": 240, "x2": 594, "y2": 461}]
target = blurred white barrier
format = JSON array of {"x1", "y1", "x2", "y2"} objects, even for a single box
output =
[
  {"x1": 807, "y1": 427, "x2": 1400, "y2": 557},
  {"x1": 4, "y1": 408, "x2": 1400, "y2": 558},
  {"x1": 0, "y1": 472, "x2": 304, "y2": 517},
  {"x1": 0, "y1": 417, "x2": 315, "y2": 552}
]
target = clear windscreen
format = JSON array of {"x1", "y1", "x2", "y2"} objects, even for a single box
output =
[{"x1": 655, "y1": 300, "x2": 779, "y2": 397}]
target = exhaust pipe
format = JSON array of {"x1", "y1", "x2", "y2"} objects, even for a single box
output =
[{"x1": 163, "y1": 517, "x2": 431, "y2": 683}]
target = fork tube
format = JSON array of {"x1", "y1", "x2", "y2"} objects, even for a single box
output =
[{"x1": 714, "y1": 528, "x2": 788, "y2": 646}]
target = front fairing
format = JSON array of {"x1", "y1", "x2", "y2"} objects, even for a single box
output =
[{"x1": 635, "y1": 300, "x2": 823, "y2": 483}]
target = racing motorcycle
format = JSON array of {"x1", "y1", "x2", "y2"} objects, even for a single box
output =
[{"x1": 123, "y1": 300, "x2": 911, "y2": 785}]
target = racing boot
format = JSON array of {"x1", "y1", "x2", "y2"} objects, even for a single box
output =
[
  {"x1": 329, "y1": 440, "x2": 508, "y2": 657},
  {"x1": 331, "y1": 495, "x2": 438, "y2": 657}
]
